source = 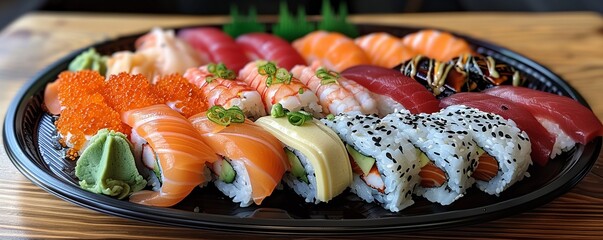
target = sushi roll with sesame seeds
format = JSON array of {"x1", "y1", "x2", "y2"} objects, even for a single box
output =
[
  {"x1": 321, "y1": 113, "x2": 420, "y2": 212},
  {"x1": 436, "y1": 105, "x2": 532, "y2": 195},
  {"x1": 383, "y1": 110, "x2": 480, "y2": 205}
]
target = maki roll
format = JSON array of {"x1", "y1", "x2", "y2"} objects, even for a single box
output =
[
  {"x1": 189, "y1": 106, "x2": 289, "y2": 207},
  {"x1": 383, "y1": 111, "x2": 480, "y2": 205},
  {"x1": 436, "y1": 105, "x2": 532, "y2": 195},
  {"x1": 322, "y1": 114, "x2": 419, "y2": 212},
  {"x1": 255, "y1": 116, "x2": 353, "y2": 203}
]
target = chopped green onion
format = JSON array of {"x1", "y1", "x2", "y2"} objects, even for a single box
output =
[
  {"x1": 315, "y1": 68, "x2": 340, "y2": 85},
  {"x1": 287, "y1": 111, "x2": 313, "y2": 126},
  {"x1": 206, "y1": 63, "x2": 236, "y2": 82},
  {"x1": 326, "y1": 114, "x2": 335, "y2": 121},
  {"x1": 207, "y1": 105, "x2": 246, "y2": 126},
  {"x1": 271, "y1": 103, "x2": 286, "y2": 118},
  {"x1": 258, "y1": 62, "x2": 293, "y2": 87},
  {"x1": 298, "y1": 88, "x2": 304, "y2": 94}
]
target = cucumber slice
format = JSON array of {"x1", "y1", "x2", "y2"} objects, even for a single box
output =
[
  {"x1": 284, "y1": 149, "x2": 309, "y2": 183},
  {"x1": 345, "y1": 144, "x2": 375, "y2": 176},
  {"x1": 219, "y1": 159, "x2": 236, "y2": 184}
]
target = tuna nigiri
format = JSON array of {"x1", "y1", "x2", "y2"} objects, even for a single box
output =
[
  {"x1": 238, "y1": 61, "x2": 323, "y2": 116},
  {"x1": 178, "y1": 27, "x2": 249, "y2": 73},
  {"x1": 402, "y1": 29, "x2": 473, "y2": 62},
  {"x1": 484, "y1": 86, "x2": 603, "y2": 145},
  {"x1": 354, "y1": 32, "x2": 416, "y2": 68},
  {"x1": 123, "y1": 104, "x2": 219, "y2": 207},
  {"x1": 341, "y1": 65, "x2": 441, "y2": 115},
  {"x1": 441, "y1": 92, "x2": 555, "y2": 166},
  {"x1": 189, "y1": 107, "x2": 288, "y2": 206},
  {"x1": 183, "y1": 64, "x2": 266, "y2": 119},
  {"x1": 236, "y1": 33, "x2": 306, "y2": 70},
  {"x1": 292, "y1": 31, "x2": 370, "y2": 72}
]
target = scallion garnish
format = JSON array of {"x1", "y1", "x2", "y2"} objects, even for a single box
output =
[
  {"x1": 315, "y1": 68, "x2": 340, "y2": 85},
  {"x1": 286, "y1": 111, "x2": 313, "y2": 126},
  {"x1": 207, "y1": 105, "x2": 246, "y2": 126},
  {"x1": 205, "y1": 63, "x2": 236, "y2": 83},
  {"x1": 258, "y1": 62, "x2": 292, "y2": 87},
  {"x1": 326, "y1": 113, "x2": 335, "y2": 121},
  {"x1": 271, "y1": 103, "x2": 286, "y2": 118}
]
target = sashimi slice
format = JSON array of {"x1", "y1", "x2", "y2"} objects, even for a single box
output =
[
  {"x1": 189, "y1": 112, "x2": 288, "y2": 205},
  {"x1": 354, "y1": 32, "x2": 416, "y2": 68},
  {"x1": 440, "y1": 92, "x2": 555, "y2": 166},
  {"x1": 484, "y1": 86, "x2": 603, "y2": 144},
  {"x1": 178, "y1": 27, "x2": 249, "y2": 72},
  {"x1": 341, "y1": 65, "x2": 440, "y2": 114},
  {"x1": 122, "y1": 104, "x2": 219, "y2": 207},
  {"x1": 236, "y1": 33, "x2": 306, "y2": 70}
]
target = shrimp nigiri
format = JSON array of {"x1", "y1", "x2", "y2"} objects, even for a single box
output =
[
  {"x1": 402, "y1": 29, "x2": 473, "y2": 62},
  {"x1": 238, "y1": 61, "x2": 323, "y2": 116},
  {"x1": 183, "y1": 64, "x2": 266, "y2": 119},
  {"x1": 292, "y1": 31, "x2": 370, "y2": 72},
  {"x1": 291, "y1": 63, "x2": 364, "y2": 115},
  {"x1": 354, "y1": 32, "x2": 416, "y2": 68},
  {"x1": 189, "y1": 107, "x2": 288, "y2": 206},
  {"x1": 123, "y1": 104, "x2": 218, "y2": 207}
]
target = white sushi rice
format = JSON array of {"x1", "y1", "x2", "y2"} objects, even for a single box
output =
[
  {"x1": 282, "y1": 147, "x2": 319, "y2": 203},
  {"x1": 322, "y1": 114, "x2": 419, "y2": 212},
  {"x1": 383, "y1": 110, "x2": 479, "y2": 205},
  {"x1": 437, "y1": 105, "x2": 532, "y2": 195},
  {"x1": 228, "y1": 91, "x2": 266, "y2": 120},
  {"x1": 214, "y1": 160, "x2": 253, "y2": 207},
  {"x1": 539, "y1": 118, "x2": 576, "y2": 158}
]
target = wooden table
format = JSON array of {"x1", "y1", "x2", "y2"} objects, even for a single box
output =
[{"x1": 1, "y1": 11, "x2": 602, "y2": 238}]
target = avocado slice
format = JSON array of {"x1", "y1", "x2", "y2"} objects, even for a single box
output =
[
  {"x1": 285, "y1": 149, "x2": 309, "y2": 183},
  {"x1": 417, "y1": 149, "x2": 430, "y2": 168},
  {"x1": 218, "y1": 159, "x2": 236, "y2": 183},
  {"x1": 345, "y1": 144, "x2": 375, "y2": 176}
]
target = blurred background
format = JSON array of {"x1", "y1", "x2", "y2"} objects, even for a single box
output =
[{"x1": 1, "y1": 0, "x2": 602, "y2": 30}]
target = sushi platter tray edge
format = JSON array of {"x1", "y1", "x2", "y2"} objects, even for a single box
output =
[{"x1": 3, "y1": 23, "x2": 601, "y2": 235}]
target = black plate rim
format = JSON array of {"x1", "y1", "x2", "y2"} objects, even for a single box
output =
[{"x1": 3, "y1": 23, "x2": 601, "y2": 235}]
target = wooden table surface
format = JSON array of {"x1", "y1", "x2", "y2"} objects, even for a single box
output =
[{"x1": 1, "y1": 11, "x2": 603, "y2": 239}]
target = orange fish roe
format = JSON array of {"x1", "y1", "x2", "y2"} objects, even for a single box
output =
[
  {"x1": 103, "y1": 72, "x2": 162, "y2": 114},
  {"x1": 55, "y1": 93, "x2": 129, "y2": 160},
  {"x1": 57, "y1": 70, "x2": 105, "y2": 108},
  {"x1": 154, "y1": 73, "x2": 208, "y2": 118}
]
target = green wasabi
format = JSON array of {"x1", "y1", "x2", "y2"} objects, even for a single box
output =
[
  {"x1": 75, "y1": 129, "x2": 146, "y2": 199},
  {"x1": 68, "y1": 48, "x2": 108, "y2": 76}
]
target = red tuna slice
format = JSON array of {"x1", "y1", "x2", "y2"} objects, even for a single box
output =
[
  {"x1": 484, "y1": 86, "x2": 603, "y2": 144},
  {"x1": 178, "y1": 27, "x2": 249, "y2": 72},
  {"x1": 236, "y1": 33, "x2": 306, "y2": 70},
  {"x1": 441, "y1": 92, "x2": 555, "y2": 166},
  {"x1": 341, "y1": 65, "x2": 441, "y2": 114}
]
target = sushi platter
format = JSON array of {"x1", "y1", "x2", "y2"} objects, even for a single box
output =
[{"x1": 3, "y1": 21, "x2": 601, "y2": 235}]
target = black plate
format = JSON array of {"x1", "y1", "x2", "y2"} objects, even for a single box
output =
[{"x1": 4, "y1": 24, "x2": 601, "y2": 235}]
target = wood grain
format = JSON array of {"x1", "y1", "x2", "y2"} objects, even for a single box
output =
[{"x1": 0, "y1": 11, "x2": 602, "y2": 238}]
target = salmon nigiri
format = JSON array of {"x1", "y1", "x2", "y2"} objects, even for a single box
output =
[
  {"x1": 189, "y1": 107, "x2": 288, "y2": 206},
  {"x1": 355, "y1": 32, "x2": 416, "y2": 68},
  {"x1": 292, "y1": 31, "x2": 370, "y2": 72},
  {"x1": 402, "y1": 29, "x2": 472, "y2": 62},
  {"x1": 122, "y1": 104, "x2": 219, "y2": 207}
]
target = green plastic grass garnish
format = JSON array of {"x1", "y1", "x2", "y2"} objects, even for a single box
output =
[
  {"x1": 272, "y1": 2, "x2": 315, "y2": 42},
  {"x1": 318, "y1": 0, "x2": 358, "y2": 38},
  {"x1": 223, "y1": 5, "x2": 266, "y2": 38}
]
